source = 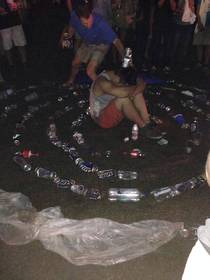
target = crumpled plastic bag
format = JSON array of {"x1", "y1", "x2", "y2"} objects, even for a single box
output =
[{"x1": 0, "y1": 189, "x2": 183, "y2": 266}]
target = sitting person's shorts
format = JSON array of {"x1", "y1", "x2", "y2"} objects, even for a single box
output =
[
  {"x1": 97, "y1": 100, "x2": 124, "y2": 128},
  {"x1": 0, "y1": 25, "x2": 26, "y2": 51},
  {"x1": 76, "y1": 42, "x2": 109, "y2": 65}
]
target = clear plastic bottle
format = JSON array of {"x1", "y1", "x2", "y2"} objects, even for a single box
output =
[
  {"x1": 122, "y1": 47, "x2": 133, "y2": 68},
  {"x1": 190, "y1": 117, "x2": 199, "y2": 133},
  {"x1": 117, "y1": 170, "x2": 138, "y2": 180},
  {"x1": 150, "y1": 176, "x2": 206, "y2": 202},
  {"x1": 86, "y1": 188, "x2": 102, "y2": 200},
  {"x1": 54, "y1": 178, "x2": 76, "y2": 189},
  {"x1": 47, "y1": 123, "x2": 57, "y2": 140},
  {"x1": 150, "y1": 186, "x2": 179, "y2": 202},
  {"x1": 108, "y1": 188, "x2": 144, "y2": 202},
  {"x1": 70, "y1": 184, "x2": 88, "y2": 196},
  {"x1": 68, "y1": 147, "x2": 79, "y2": 161},
  {"x1": 73, "y1": 132, "x2": 84, "y2": 144},
  {"x1": 75, "y1": 158, "x2": 96, "y2": 173},
  {"x1": 35, "y1": 167, "x2": 57, "y2": 180},
  {"x1": 190, "y1": 117, "x2": 202, "y2": 146},
  {"x1": 131, "y1": 123, "x2": 139, "y2": 141},
  {"x1": 13, "y1": 155, "x2": 32, "y2": 172},
  {"x1": 97, "y1": 169, "x2": 115, "y2": 179}
]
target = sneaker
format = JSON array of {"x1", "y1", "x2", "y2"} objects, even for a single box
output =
[{"x1": 140, "y1": 123, "x2": 162, "y2": 140}]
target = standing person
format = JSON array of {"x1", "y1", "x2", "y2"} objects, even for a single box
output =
[
  {"x1": 111, "y1": 0, "x2": 137, "y2": 45},
  {"x1": 0, "y1": 0, "x2": 27, "y2": 75},
  {"x1": 66, "y1": 0, "x2": 78, "y2": 13},
  {"x1": 62, "y1": 0, "x2": 125, "y2": 87},
  {"x1": 134, "y1": 0, "x2": 154, "y2": 70},
  {"x1": 66, "y1": 0, "x2": 72, "y2": 13},
  {"x1": 182, "y1": 151, "x2": 210, "y2": 280},
  {"x1": 193, "y1": 0, "x2": 210, "y2": 74},
  {"x1": 89, "y1": 64, "x2": 162, "y2": 139},
  {"x1": 150, "y1": 0, "x2": 176, "y2": 71},
  {"x1": 169, "y1": 0, "x2": 196, "y2": 69},
  {"x1": 93, "y1": 0, "x2": 113, "y2": 24}
]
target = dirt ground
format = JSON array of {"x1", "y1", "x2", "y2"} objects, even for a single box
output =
[{"x1": 0, "y1": 4, "x2": 210, "y2": 279}]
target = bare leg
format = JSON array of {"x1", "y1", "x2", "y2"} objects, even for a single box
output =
[
  {"x1": 64, "y1": 54, "x2": 81, "y2": 86},
  {"x1": 86, "y1": 60, "x2": 98, "y2": 81},
  {"x1": 17, "y1": 46, "x2": 27, "y2": 64},
  {"x1": 115, "y1": 97, "x2": 145, "y2": 128},
  {"x1": 132, "y1": 92, "x2": 150, "y2": 124}
]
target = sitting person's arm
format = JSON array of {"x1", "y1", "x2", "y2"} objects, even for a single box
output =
[{"x1": 99, "y1": 78, "x2": 145, "y2": 98}]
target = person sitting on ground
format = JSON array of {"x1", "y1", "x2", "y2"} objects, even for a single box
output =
[
  {"x1": 182, "y1": 150, "x2": 210, "y2": 280},
  {"x1": 89, "y1": 64, "x2": 162, "y2": 139},
  {"x1": 62, "y1": 0, "x2": 125, "y2": 87}
]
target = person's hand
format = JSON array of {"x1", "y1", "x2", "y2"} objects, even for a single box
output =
[{"x1": 59, "y1": 26, "x2": 74, "y2": 48}]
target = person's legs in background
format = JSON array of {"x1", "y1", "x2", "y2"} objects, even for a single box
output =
[
  {"x1": 177, "y1": 25, "x2": 194, "y2": 69},
  {"x1": 168, "y1": 23, "x2": 181, "y2": 69},
  {"x1": 150, "y1": 25, "x2": 162, "y2": 70},
  {"x1": 63, "y1": 53, "x2": 82, "y2": 86},
  {"x1": 134, "y1": 21, "x2": 150, "y2": 70}
]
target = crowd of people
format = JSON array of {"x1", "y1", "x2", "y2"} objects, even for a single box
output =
[
  {"x1": 0, "y1": 0, "x2": 209, "y2": 84},
  {"x1": 63, "y1": 0, "x2": 210, "y2": 74}
]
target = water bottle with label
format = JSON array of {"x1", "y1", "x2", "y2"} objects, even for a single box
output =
[
  {"x1": 108, "y1": 188, "x2": 144, "y2": 202},
  {"x1": 117, "y1": 170, "x2": 138, "y2": 180},
  {"x1": 54, "y1": 178, "x2": 76, "y2": 189},
  {"x1": 86, "y1": 188, "x2": 102, "y2": 200},
  {"x1": 70, "y1": 184, "x2": 88, "y2": 196},
  {"x1": 97, "y1": 169, "x2": 115, "y2": 179},
  {"x1": 13, "y1": 155, "x2": 32, "y2": 172},
  {"x1": 35, "y1": 167, "x2": 57, "y2": 180},
  {"x1": 150, "y1": 186, "x2": 179, "y2": 202},
  {"x1": 68, "y1": 147, "x2": 80, "y2": 162},
  {"x1": 122, "y1": 47, "x2": 133, "y2": 68},
  {"x1": 47, "y1": 123, "x2": 57, "y2": 141},
  {"x1": 190, "y1": 117, "x2": 202, "y2": 146},
  {"x1": 131, "y1": 123, "x2": 139, "y2": 141}
]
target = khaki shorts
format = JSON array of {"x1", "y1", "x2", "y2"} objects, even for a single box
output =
[
  {"x1": 76, "y1": 42, "x2": 109, "y2": 65},
  {"x1": 0, "y1": 25, "x2": 26, "y2": 51}
]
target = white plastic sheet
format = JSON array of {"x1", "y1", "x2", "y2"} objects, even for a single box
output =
[{"x1": 0, "y1": 189, "x2": 183, "y2": 266}]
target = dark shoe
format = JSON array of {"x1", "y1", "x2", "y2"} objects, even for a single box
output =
[{"x1": 140, "y1": 123, "x2": 162, "y2": 140}]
